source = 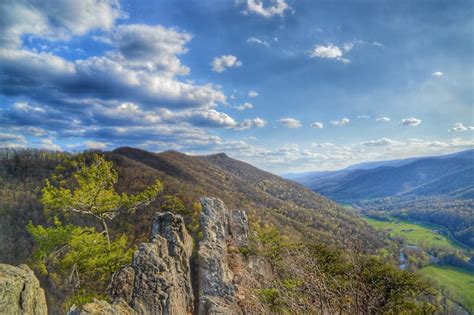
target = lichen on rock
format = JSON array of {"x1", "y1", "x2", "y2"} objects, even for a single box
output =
[{"x1": 0, "y1": 263, "x2": 48, "y2": 315}]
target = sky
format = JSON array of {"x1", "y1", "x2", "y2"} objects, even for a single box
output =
[{"x1": 0, "y1": 0, "x2": 473, "y2": 173}]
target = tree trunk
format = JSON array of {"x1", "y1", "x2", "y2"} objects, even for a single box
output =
[{"x1": 101, "y1": 219, "x2": 111, "y2": 245}]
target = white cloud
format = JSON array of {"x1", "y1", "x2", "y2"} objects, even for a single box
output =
[
  {"x1": 310, "y1": 122, "x2": 324, "y2": 129},
  {"x1": 278, "y1": 118, "x2": 302, "y2": 128},
  {"x1": 84, "y1": 140, "x2": 110, "y2": 150},
  {"x1": 248, "y1": 90, "x2": 258, "y2": 97},
  {"x1": 432, "y1": 71, "x2": 443, "y2": 77},
  {"x1": 247, "y1": 37, "x2": 269, "y2": 47},
  {"x1": 400, "y1": 117, "x2": 421, "y2": 126},
  {"x1": 110, "y1": 24, "x2": 192, "y2": 77},
  {"x1": 40, "y1": 138, "x2": 62, "y2": 151},
  {"x1": 211, "y1": 55, "x2": 242, "y2": 72},
  {"x1": 342, "y1": 42, "x2": 354, "y2": 52},
  {"x1": 330, "y1": 118, "x2": 350, "y2": 126},
  {"x1": 0, "y1": 132, "x2": 27, "y2": 148},
  {"x1": 235, "y1": 102, "x2": 253, "y2": 111},
  {"x1": 449, "y1": 122, "x2": 474, "y2": 132},
  {"x1": 0, "y1": 0, "x2": 124, "y2": 48},
  {"x1": 357, "y1": 115, "x2": 370, "y2": 119},
  {"x1": 375, "y1": 117, "x2": 391, "y2": 123},
  {"x1": 361, "y1": 138, "x2": 399, "y2": 146},
  {"x1": 236, "y1": 117, "x2": 267, "y2": 130},
  {"x1": 13, "y1": 102, "x2": 46, "y2": 113},
  {"x1": 242, "y1": 0, "x2": 292, "y2": 18},
  {"x1": 309, "y1": 44, "x2": 351, "y2": 63}
]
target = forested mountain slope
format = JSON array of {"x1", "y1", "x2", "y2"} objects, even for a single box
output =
[
  {"x1": 0, "y1": 147, "x2": 385, "y2": 265},
  {"x1": 307, "y1": 151, "x2": 474, "y2": 202},
  {"x1": 288, "y1": 149, "x2": 474, "y2": 248}
]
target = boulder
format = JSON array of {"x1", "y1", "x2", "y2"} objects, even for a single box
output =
[{"x1": 0, "y1": 263, "x2": 48, "y2": 315}]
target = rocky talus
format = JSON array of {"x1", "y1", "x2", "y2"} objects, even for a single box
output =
[{"x1": 0, "y1": 263, "x2": 48, "y2": 315}]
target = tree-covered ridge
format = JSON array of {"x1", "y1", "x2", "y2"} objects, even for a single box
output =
[{"x1": 0, "y1": 147, "x2": 441, "y2": 313}]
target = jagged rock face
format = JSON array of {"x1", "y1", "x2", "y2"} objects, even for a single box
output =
[
  {"x1": 118, "y1": 212, "x2": 194, "y2": 315},
  {"x1": 0, "y1": 263, "x2": 48, "y2": 315},
  {"x1": 228, "y1": 210, "x2": 249, "y2": 248},
  {"x1": 68, "y1": 202, "x2": 253, "y2": 315},
  {"x1": 198, "y1": 197, "x2": 241, "y2": 315},
  {"x1": 72, "y1": 212, "x2": 194, "y2": 315},
  {"x1": 110, "y1": 266, "x2": 135, "y2": 304}
]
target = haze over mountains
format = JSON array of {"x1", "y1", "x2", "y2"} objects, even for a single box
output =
[
  {"x1": 286, "y1": 149, "x2": 474, "y2": 248},
  {"x1": 286, "y1": 149, "x2": 474, "y2": 202}
]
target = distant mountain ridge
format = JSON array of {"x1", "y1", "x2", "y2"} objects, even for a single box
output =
[{"x1": 287, "y1": 149, "x2": 474, "y2": 202}]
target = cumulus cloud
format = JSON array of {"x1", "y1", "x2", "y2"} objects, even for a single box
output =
[
  {"x1": 400, "y1": 117, "x2": 421, "y2": 126},
  {"x1": 278, "y1": 118, "x2": 302, "y2": 128},
  {"x1": 0, "y1": 34, "x2": 226, "y2": 111},
  {"x1": 330, "y1": 118, "x2": 350, "y2": 126},
  {"x1": 235, "y1": 118, "x2": 267, "y2": 130},
  {"x1": 309, "y1": 44, "x2": 351, "y2": 64},
  {"x1": 40, "y1": 138, "x2": 62, "y2": 151},
  {"x1": 242, "y1": 0, "x2": 292, "y2": 18},
  {"x1": 375, "y1": 117, "x2": 391, "y2": 123},
  {"x1": 248, "y1": 90, "x2": 258, "y2": 97},
  {"x1": 0, "y1": 132, "x2": 27, "y2": 148},
  {"x1": 247, "y1": 37, "x2": 269, "y2": 47},
  {"x1": 432, "y1": 71, "x2": 443, "y2": 77},
  {"x1": 83, "y1": 141, "x2": 110, "y2": 150},
  {"x1": 361, "y1": 138, "x2": 399, "y2": 146},
  {"x1": 211, "y1": 55, "x2": 242, "y2": 72},
  {"x1": 0, "y1": 0, "x2": 124, "y2": 48},
  {"x1": 110, "y1": 24, "x2": 192, "y2": 77},
  {"x1": 310, "y1": 122, "x2": 324, "y2": 129},
  {"x1": 449, "y1": 122, "x2": 474, "y2": 132},
  {"x1": 235, "y1": 102, "x2": 253, "y2": 111}
]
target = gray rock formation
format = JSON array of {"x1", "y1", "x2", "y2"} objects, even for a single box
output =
[
  {"x1": 0, "y1": 263, "x2": 48, "y2": 315},
  {"x1": 228, "y1": 209, "x2": 249, "y2": 248},
  {"x1": 123, "y1": 211, "x2": 194, "y2": 314},
  {"x1": 68, "y1": 201, "x2": 252, "y2": 315},
  {"x1": 70, "y1": 212, "x2": 194, "y2": 315},
  {"x1": 198, "y1": 197, "x2": 241, "y2": 315}
]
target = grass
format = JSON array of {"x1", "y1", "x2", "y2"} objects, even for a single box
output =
[
  {"x1": 419, "y1": 266, "x2": 474, "y2": 313},
  {"x1": 364, "y1": 217, "x2": 461, "y2": 250}
]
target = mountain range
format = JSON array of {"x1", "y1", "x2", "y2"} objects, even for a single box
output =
[{"x1": 286, "y1": 149, "x2": 474, "y2": 202}]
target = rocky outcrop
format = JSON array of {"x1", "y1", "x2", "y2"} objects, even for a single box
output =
[
  {"x1": 127, "y1": 212, "x2": 194, "y2": 314},
  {"x1": 0, "y1": 263, "x2": 48, "y2": 315},
  {"x1": 197, "y1": 197, "x2": 241, "y2": 315},
  {"x1": 69, "y1": 200, "x2": 253, "y2": 315},
  {"x1": 228, "y1": 210, "x2": 249, "y2": 248},
  {"x1": 70, "y1": 212, "x2": 194, "y2": 315}
]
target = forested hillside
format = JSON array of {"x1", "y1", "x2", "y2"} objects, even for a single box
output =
[
  {"x1": 0, "y1": 147, "x2": 385, "y2": 264},
  {"x1": 3, "y1": 148, "x2": 463, "y2": 313},
  {"x1": 289, "y1": 149, "x2": 474, "y2": 249}
]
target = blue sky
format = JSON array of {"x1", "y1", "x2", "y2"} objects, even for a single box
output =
[{"x1": 0, "y1": 0, "x2": 473, "y2": 173}]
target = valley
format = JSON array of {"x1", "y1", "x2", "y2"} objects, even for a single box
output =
[{"x1": 365, "y1": 216, "x2": 473, "y2": 313}]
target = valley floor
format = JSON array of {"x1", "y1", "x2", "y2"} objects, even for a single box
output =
[
  {"x1": 419, "y1": 266, "x2": 474, "y2": 314},
  {"x1": 364, "y1": 217, "x2": 474, "y2": 314}
]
